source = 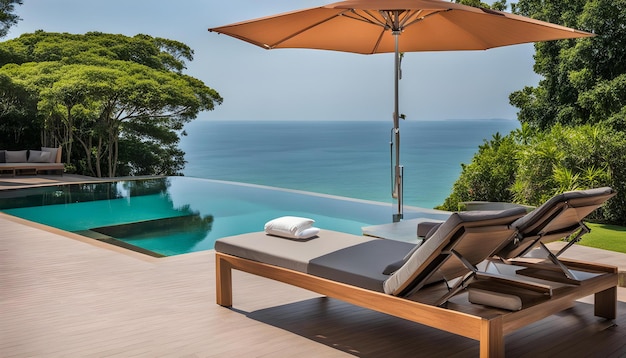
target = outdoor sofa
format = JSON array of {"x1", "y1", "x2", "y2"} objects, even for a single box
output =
[
  {"x1": 214, "y1": 189, "x2": 618, "y2": 357},
  {"x1": 0, "y1": 147, "x2": 64, "y2": 176}
]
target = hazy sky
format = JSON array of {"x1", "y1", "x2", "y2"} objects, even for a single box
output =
[{"x1": 7, "y1": 0, "x2": 543, "y2": 121}]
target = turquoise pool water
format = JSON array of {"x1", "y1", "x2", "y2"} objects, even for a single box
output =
[{"x1": 0, "y1": 177, "x2": 450, "y2": 256}]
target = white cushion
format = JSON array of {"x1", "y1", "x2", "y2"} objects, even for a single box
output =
[{"x1": 264, "y1": 216, "x2": 318, "y2": 239}]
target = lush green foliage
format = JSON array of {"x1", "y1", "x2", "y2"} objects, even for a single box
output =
[
  {"x1": 0, "y1": 0, "x2": 21, "y2": 38},
  {"x1": 438, "y1": 123, "x2": 626, "y2": 225},
  {"x1": 440, "y1": 125, "x2": 626, "y2": 225},
  {"x1": 0, "y1": 32, "x2": 223, "y2": 177},
  {"x1": 513, "y1": 124, "x2": 626, "y2": 223}
]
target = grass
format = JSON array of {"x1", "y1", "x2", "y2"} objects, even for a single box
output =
[{"x1": 577, "y1": 222, "x2": 626, "y2": 254}]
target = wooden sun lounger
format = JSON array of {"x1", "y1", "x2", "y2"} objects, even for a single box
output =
[
  {"x1": 216, "y1": 252, "x2": 616, "y2": 357},
  {"x1": 214, "y1": 209, "x2": 618, "y2": 356}
]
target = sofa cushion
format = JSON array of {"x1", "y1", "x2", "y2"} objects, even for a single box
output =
[
  {"x1": 28, "y1": 150, "x2": 51, "y2": 163},
  {"x1": 6, "y1": 150, "x2": 27, "y2": 163},
  {"x1": 0, "y1": 150, "x2": 5, "y2": 163},
  {"x1": 41, "y1": 147, "x2": 59, "y2": 163}
]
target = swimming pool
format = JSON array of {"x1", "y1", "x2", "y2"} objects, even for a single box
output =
[{"x1": 0, "y1": 177, "x2": 450, "y2": 256}]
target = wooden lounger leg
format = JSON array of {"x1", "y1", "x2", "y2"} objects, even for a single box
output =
[
  {"x1": 480, "y1": 317, "x2": 504, "y2": 358},
  {"x1": 594, "y1": 286, "x2": 617, "y2": 320},
  {"x1": 216, "y1": 254, "x2": 233, "y2": 307}
]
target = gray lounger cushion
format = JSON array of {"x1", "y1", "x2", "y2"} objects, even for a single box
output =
[
  {"x1": 215, "y1": 229, "x2": 379, "y2": 272},
  {"x1": 497, "y1": 187, "x2": 616, "y2": 258},
  {"x1": 308, "y1": 239, "x2": 416, "y2": 292},
  {"x1": 417, "y1": 221, "x2": 441, "y2": 238},
  {"x1": 511, "y1": 186, "x2": 615, "y2": 234}
]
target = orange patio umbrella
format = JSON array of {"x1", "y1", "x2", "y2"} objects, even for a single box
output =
[{"x1": 209, "y1": 0, "x2": 593, "y2": 222}]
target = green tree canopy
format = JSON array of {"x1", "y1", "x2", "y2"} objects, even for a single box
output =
[
  {"x1": 0, "y1": 31, "x2": 223, "y2": 176},
  {"x1": 509, "y1": 0, "x2": 626, "y2": 130},
  {"x1": 0, "y1": 0, "x2": 21, "y2": 38}
]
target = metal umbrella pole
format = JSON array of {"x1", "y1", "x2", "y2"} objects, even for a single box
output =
[{"x1": 391, "y1": 12, "x2": 403, "y2": 222}]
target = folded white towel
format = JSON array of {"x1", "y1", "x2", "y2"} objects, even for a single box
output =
[{"x1": 264, "y1": 216, "x2": 319, "y2": 239}]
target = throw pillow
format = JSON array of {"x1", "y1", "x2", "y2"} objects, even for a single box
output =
[
  {"x1": 28, "y1": 150, "x2": 51, "y2": 163},
  {"x1": 6, "y1": 150, "x2": 27, "y2": 163},
  {"x1": 41, "y1": 147, "x2": 59, "y2": 163}
]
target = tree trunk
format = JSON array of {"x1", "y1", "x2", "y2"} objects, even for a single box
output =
[{"x1": 76, "y1": 136, "x2": 96, "y2": 177}]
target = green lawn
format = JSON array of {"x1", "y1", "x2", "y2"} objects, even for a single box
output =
[{"x1": 577, "y1": 223, "x2": 626, "y2": 254}]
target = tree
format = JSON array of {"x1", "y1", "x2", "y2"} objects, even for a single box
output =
[
  {"x1": 509, "y1": 0, "x2": 626, "y2": 130},
  {"x1": 0, "y1": 71, "x2": 38, "y2": 148},
  {"x1": 0, "y1": 0, "x2": 21, "y2": 38},
  {"x1": 0, "y1": 32, "x2": 223, "y2": 177}
]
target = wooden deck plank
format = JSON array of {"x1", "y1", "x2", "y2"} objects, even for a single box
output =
[{"x1": 1, "y1": 215, "x2": 625, "y2": 357}]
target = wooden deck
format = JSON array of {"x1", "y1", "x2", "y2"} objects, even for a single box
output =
[{"x1": 1, "y1": 213, "x2": 625, "y2": 357}]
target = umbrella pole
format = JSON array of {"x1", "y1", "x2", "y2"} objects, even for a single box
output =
[{"x1": 392, "y1": 29, "x2": 403, "y2": 223}]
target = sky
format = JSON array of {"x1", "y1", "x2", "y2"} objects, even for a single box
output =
[{"x1": 6, "y1": 0, "x2": 543, "y2": 122}]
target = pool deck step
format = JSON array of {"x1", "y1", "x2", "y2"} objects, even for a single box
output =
[
  {"x1": 75, "y1": 229, "x2": 166, "y2": 258},
  {"x1": 75, "y1": 229, "x2": 114, "y2": 240}
]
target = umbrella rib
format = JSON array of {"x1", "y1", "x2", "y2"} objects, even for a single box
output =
[
  {"x1": 380, "y1": 10, "x2": 396, "y2": 30},
  {"x1": 371, "y1": 29, "x2": 386, "y2": 54},
  {"x1": 397, "y1": 10, "x2": 424, "y2": 29},
  {"x1": 267, "y1": 10, "x2": 352, "y2": 48},
  {"x1": 403, "y1": 9, "x2": 451, "y2": 28},
  {"x1": 343, "y1": 9, "x2": 389, "y2": 29}
]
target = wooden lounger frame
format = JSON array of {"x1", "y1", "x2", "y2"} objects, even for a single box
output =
[{"x1": 216, "y1": 252, "x2": 617, "y2": 357}]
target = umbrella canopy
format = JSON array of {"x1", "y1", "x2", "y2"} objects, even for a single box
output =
[
  {"x1": 210, "y1": 0, "x2": 592, "y2": 53},
  {"x1": 209, "y1": 0, "x2": 593, "y2": 221}
]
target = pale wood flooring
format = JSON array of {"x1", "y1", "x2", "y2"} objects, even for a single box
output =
[{"x1": 1, "y1": 214, "x2": 625, "y2": 357}]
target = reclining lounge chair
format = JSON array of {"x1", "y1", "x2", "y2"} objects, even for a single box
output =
[
  {"x1": 494, "y1": 187, "x2": 617, "y2": 283},
  {"x1": 215, "y1": 206, "x2": 617, "y2": 357}
]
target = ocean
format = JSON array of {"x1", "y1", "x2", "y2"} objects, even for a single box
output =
[{"x1": 180, "y1": 119, "x2": 520, "y2": 209}]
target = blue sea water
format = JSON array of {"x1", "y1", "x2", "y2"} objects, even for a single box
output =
[{"x1": 180, "y1": 119, "x2": 520, "y2": 209}]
